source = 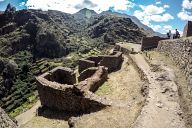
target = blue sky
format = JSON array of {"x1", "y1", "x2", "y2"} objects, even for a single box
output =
[{"x1": 0, "y1": 0, "x2": 191, "y2": 34}]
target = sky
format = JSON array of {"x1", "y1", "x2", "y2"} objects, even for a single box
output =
[{"x1": 0, "y1": 0, "x2": 191, "y2": 34}]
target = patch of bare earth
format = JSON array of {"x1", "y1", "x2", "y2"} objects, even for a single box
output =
[
  {"x1": 73, "y1": 55, "x2": 145, "y2": 128},
  {"x1": 20, "y1": 116, "x2": 69, "y2": 128}
]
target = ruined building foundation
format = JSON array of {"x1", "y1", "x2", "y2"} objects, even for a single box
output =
[{"x1": 36, "y1": 50, "x2": 123, "y2": 113}]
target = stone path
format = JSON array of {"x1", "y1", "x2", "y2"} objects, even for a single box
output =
[{"x1": 131, "y1": 54, "x2": 186, "y2": 128}]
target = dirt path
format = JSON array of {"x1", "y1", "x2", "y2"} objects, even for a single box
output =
[
  {"x1": 131, "y1": 53, "x2": 186, "y2": 128},
  {"x1": 73, "y1": 55, "x2": 145, "y2": 128},
  {"x1": 16, "y1": 101, "x2": 41, "y2": 127}
]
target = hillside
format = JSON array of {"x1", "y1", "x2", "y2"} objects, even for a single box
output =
[{"x1": 101, "y1": 10, "x2": 166, "y2": 37}]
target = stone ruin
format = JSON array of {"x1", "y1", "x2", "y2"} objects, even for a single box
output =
[
  {"x1": 0, "y1": 107, "x2": 17, "y2": 128},
  {"x1": 36, "y1": 50, "x2": 123, "y2": 113},
  {"x1": 78, "y1": 51, "x2": 123, "y2": 73},
  {"x1": 183, "y1": 21, "x2": 192, "y2": 37},
  {"x1": 141, "y1": 36, "x2": 167, "y2": 51},
  {"x1": 36, "y1": 66, "x2": 109, "y2": 113}
]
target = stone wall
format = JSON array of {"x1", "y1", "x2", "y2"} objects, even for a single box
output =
[
  {"x1": 157, "y1": 37, "x2": 192, "y2": 90},
  {"x1": 183, "y1": 21, "x2": 192, "y2": 37},
  {"x1": 78, "y1": 59, "x2": 95, "y2": 73},
  {"x1": 0, "y1": 107, "x2": 17, "y2": 128},
  {"x1": 141, "y1": 36, "x2": 167, "y2": 51},
  {"x1": 99, "y1": 52, "x2": 123, "y2": 72},
  {"x1": 78, "y1": 67, "x2": 98, "y2": 82},
  {"x1": 78, "y1": 51, "x2": 123, "y2": 73},
  {"x1": 87, "y1": 56, "x2": 103, "y2": 66},
  {"x1": 78, "y1": 66, "x2": 108, "y2": 92},
  {"x1": 36, "y1": 66, "x2": 109, "y2": 113},
  {"x1": 44, "y1": 66, "x2": 76, "y2": 85}
]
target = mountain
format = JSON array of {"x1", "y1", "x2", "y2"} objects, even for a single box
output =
[
  {"x1": 74, "y1": 8, "x2": 97, "y2": 19},
  {"x1": 101, "y1": 10, "x2": 166, "y2": 37}
]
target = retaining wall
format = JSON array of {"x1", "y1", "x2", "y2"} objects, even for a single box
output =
[{"x1": 157, "y1": 37, "x2": 192, "y2": 90}]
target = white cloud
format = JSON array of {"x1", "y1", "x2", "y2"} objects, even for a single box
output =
[
  {"x1": 139, "y1": 4, "x2": 165, "y2": 15},
  {"x1": 178, "y1": 11, "x2": 192, "y2": 21},
  {"x1": 150, "y1": 13, "x2": 174, "y2": 22},
  {"x1": 163, "y1": 25, "x2": 173, "y2": 31},
  {"x1": 156, "y1": 1, "x2": 161, "y2": 5},
  {"x1": 150, "y1": 24, "x2": 162, "y2": 31},
  {"x1": 161, "y1": 25, "x2": 183, "y2": 35},
  {"x1": 182, "y1": 0, "x2": 192, "y2": 9},
  {"x1": 25, "y1": 0, "x2": 135, "y2": 14},
  {"x1": 178, "y1": 0, "x2": 192, "y2": 21},
  {"x1": 163, "y1": 5, "x2": 169, "y2": 8},
  {"x1": 133, "y1": 4, "x2": 174, "y2": 25},
  {"x1": 19, "y1": 2, "x2": 25, "y2": 7}
]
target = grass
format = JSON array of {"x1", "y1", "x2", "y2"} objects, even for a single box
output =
[
  {"x1": 9, "y1": 93, "x2": 38, "y2": 118},
  {"x1": 95, "y1": 82, "x2": 112, "y2": 96}
]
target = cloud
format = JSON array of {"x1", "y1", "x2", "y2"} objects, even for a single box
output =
[
  {"x1": 150, "y1": 24, "x2": 162, "y2": 31},
  {"x1": 161, "y1": 25, "x2": 183, "y2": 35},
  {"x1": 75, "y1": 0, "x2": 97, "y2": 9},
  {"x1": 163, "y1": 5, "x2": 169, "y2": 8},
  {"x1": 163, "y1": 25, "x2": 173, "y2": 31},
  {"x1": 150, "y1": 13, "x2": 174, "y2": 22},
  {"x1": 134, "y1": 4, "x2": 174, "y2": 26},
  {"x1": 139, "y1": 5, "x2": 165, "y2": 15},
  {"x1": 156, "y1": 1, "x2": 161, "y2": 5},
  {"x1": 178, "y1": 10, "x2": 192, "y2": 20},
  {"x1": 178, "y1": 0, "x2": 192, "y2": 21},
  {"x1": 19, "y1": 2, "x2": 26, "y2": 7},
  {"x1": 25, "y1": 0, "x2": 135, "y2": 14},
  {"x1": 182, "y1": 0, "x2": 192, "y2": 9}
]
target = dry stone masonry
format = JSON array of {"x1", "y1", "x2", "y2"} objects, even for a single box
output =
[
  {"x1": 0, "y1": 107, "x2": 17, "y2": 128},
  {"x1": 141, "y1": 36, "x2": 167, "y2": 51},
  {"x1": 157, "y1": 37, "x2": 192, "y2": 90},
  {"x1": 36, "y1": 50, "x2": 124, "y2": 113},
  {"x1": 183, "y1": 21, "x2": 192, "y2": 37},
  {"x1": 78, "y1": 51, "x2": 123, "y2": 73},
  {"x1": 36, "y1": 66, "x2": 109, "y2": 113}
]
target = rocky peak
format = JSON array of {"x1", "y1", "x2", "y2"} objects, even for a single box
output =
[
  {"x1": 74, "y1": 8, "x2": 97, "y2": 18},
  {"x1": 4, "y1": 3, "x2": 16, "y2": 20}
]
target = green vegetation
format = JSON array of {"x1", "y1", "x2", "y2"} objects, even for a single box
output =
[
  {"x1": 9, "y1": 94, "x2": 38, "y2": 117},
  {"x1": 96, "y1": 82, "x2": 112, "y2": 96}
]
